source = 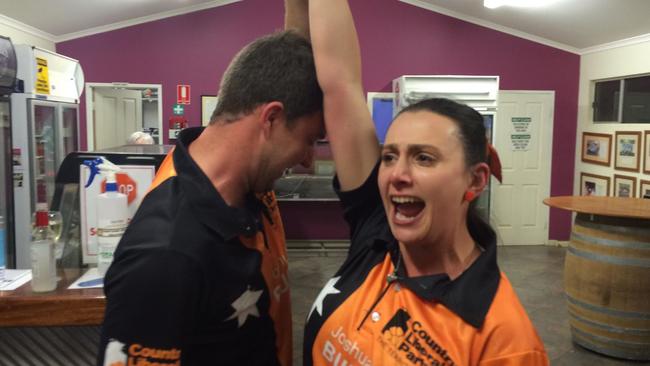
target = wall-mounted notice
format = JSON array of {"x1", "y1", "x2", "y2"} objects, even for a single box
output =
[
  {"x1": 511, "y1": 117, "x2": 532, "y2": 151},
  {"x1": 35, "y1": 57, "x2": 50, "y2": 95},
  {"x1": 511, "y1": 134, "x2": 531, "y2": 151},
  {"x1": 511, "y1": 117, "x2": 531, "y2": 132}
]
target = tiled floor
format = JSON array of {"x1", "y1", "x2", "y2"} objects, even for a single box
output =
[{"x1": 288, "y1": 245, "x2": 650, "y2": 366}]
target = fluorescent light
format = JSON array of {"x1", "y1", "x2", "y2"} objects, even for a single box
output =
[{"x1": 484, "y1": 0, "x2": 559, "y2": 9}]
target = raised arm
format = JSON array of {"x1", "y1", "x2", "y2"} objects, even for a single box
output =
[
  {"x1": 284, "y1": 0, "x2": 309, "y2": 38},
  {"x1": 309, "y1": 0, "x2": 380, "y2": 191}
]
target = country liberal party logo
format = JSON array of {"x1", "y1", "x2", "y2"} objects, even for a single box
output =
[
  {"x1": 381, "y1": 308, "x2": 411, "y2": 346},
  {"x1": 103, "y1": 339, "x2": 181, "y2": 366},
  {"x1": 380, "y1": 308, "x2": 457, "y2": 366}
]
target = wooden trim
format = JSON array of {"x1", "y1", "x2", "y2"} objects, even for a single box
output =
[{"x1": 643, "y1": 131, "x2": 650, "y2": 174}]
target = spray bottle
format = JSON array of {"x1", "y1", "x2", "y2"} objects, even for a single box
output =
[{"x1": 84, "y1": 157, "x2": 128, "y2": 276}]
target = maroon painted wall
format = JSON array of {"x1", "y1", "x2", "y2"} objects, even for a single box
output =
[{"x1": 56, "y1": 0, "x2": 579, "y2": 240}]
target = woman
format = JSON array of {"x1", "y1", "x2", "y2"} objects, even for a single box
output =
[
  {"x1": 303, "y1": 98, "x2": 548, "y2": 365},
  {"x1": 285, "y1": 0, "x2": 549, "y2": 364}
]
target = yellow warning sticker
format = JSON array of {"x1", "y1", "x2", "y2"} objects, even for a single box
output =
[{"x1": 36, "y1": 57, "x2": 50, "y2": 95}]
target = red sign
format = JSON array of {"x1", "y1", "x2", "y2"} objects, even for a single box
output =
[
  {"x1": 101, "y1": 173, "x2": 138, "y2": 205},
  {"x1": 177, "y1": 85, "x2": 191, "y2": 105}
]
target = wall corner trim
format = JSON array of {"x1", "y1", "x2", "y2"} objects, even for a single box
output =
[
  {"x1": 0, "y1": 13, "x2": 56, "y2": 42},
  {"x1": 397, "y1": 0, "x2": 580, "y2": 54}
]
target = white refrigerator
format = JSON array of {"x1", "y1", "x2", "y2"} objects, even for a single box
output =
[{"x1": 11, "y1": 45, "x2": 84, "y2": 268}]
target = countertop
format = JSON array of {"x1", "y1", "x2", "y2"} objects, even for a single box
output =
[
  {"x1": 274, "y1": 174, "x2": 338, "y2": 201},
  {"x1": 0, "y1": 268, "x2": 105, "y2": 327},
  {"x1": 543, "y1": 196, "x2": 650, "y2": 219}
]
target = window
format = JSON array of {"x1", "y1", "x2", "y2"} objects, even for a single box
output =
[
  {"x1": 593, "y1": 75, "x2": 650, "y2": 123},
  {"x1": 622, "y1": 75, "x2": 650, "y2": 123},
  {"x1": 593, "y1": 80, "x2": 620, "y2": 122}
]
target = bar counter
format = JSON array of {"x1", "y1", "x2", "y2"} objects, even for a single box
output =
[{"x1": 0, "y1": 268, "x2": 105, "y2": 327}]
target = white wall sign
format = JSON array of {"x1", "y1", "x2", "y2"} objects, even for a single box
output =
[
  {"x1": 511, "y1": 134, "x2": 532, "y2": 150},
  {"x1": 511, "y1": 117, "x2": 532, "y2": 151},
  {"x1": 80, "y1": 164, "x2": 155, "y2": 264},
  {"x1": 511, "y1": 117, "x2": 532, "y2": 132}
]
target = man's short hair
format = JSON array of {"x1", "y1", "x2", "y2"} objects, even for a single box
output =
[
  {"x1": 127, "y1": 131, "x2": 154, "y2": 145},
  {"x1": 211, "y1": 31, "x2": 323, "y2": 127}
]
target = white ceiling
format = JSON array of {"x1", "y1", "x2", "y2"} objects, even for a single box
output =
[
  {"x1": 1, "y1": 0, "x2": 650, "y2": 54},
  {"x1": 0, "y1": 0, "x2": 240, "y2": 42},
  {"x1": 402, "y1": 0, "x2": 650, "y2": 53}
]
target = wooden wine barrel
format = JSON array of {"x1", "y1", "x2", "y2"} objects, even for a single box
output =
[{"x1": 564, "y1": 213, "x2": 650, "y2": 360}]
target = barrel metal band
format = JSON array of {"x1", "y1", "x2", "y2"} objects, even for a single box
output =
[
  {"x1": 566, "y1": 295, "x2": 650, "y2": 320},
  {"x1": 568, "y1": 309, "x2": 650, "y2": 336},
  {"x1": 571, "y1": 231, "x2": 650, "y2": 250},
  {"x1": 567, "y1": 246, "x2": 650, "y2": 268},
  {"x1": 575, "y1": 215, "x2": 650, "y2": 236},
  {"x1": 571, "y1": 327, "x2": 650, "y2": 360}
]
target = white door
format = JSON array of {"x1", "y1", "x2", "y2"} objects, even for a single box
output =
[
  {"x1": 491, "y1": 91, "x2": 554, "y2": 245},
  {"x1": 93, "y1": 88, "x2": 142, "y2": 150}
]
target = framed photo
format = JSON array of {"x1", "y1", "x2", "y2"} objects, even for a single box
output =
[
  {"x1": 613, "y1": 174, "x2": 637, "y2": 198},
  {"x1": 581, "y1": 132, "x2": 611, "y2": 166},
  {"x1": 643, "y1": 131, "x2": 650, "y2": 174},
  {"x1": 201, "y1": 95, "x2": 219, "y2": 127},
  {"x1": 640, "y1": 180, "x2": 650, "y2": 199},
  {"x1": 580, "y1": 172, "x2": 610, "y2": 197},
  {"x1": 614, "y1": 131, "x2": 641, "y2": 172}
]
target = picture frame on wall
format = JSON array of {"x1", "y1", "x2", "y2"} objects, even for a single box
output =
[
  {"x1": 614, "y1": 131, "x2": 641, "y2": 172},
  {"x1": 640, "y1": 180, "x2": 650, "y2": 199},
  {"x1": 201, "y1": 95, "x2": 219, "y2": 127},
  {"x1": 581, "y1": 132, "x2": 611, "y2": 166},
  {"x1": 580, "y1": 172, "x2": 610, "y2": 197},
  {"x1": 613, "y1": 174, "x2": 637, "y2": 198},
  {"x1": 643, "y1": 131, "x2": 650, "y2": 174}
]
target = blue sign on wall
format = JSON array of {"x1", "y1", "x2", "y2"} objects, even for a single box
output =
[{"x1": 372, "y1": 97, "x2": 394, "y2": 144}]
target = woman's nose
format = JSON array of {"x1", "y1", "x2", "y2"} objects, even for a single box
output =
[{"x1": 389, "y1": 158, "x2": 412, "y2": 186}]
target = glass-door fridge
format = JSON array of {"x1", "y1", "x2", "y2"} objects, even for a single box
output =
[
  {"x1": 0, "y1": 36, "x2": 18, "y2": 273},
  {"x1": 11, "y1": 45, "x2": 83, "y2": 269},
  {"x1": 27, "y1": 100, "x2": 78, "y2": 206},
  {"x1": 1, "y1": 96, "x2": 14, "y2": 271},
  {"x1": 12, "y1": 98, "x2": 79, "y2": 268}
]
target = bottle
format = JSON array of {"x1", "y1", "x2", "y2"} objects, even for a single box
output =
[
  {"x1": 0, "y1": 215, "x2": 6, "y2": 283},
  {"x1": 84, "y1": 157, "x2": 128, "y2": 276},
  {"x1": 31, "y1": 203, "x2": 57, "y2": 292},
  {"x1": 31, "y1": 210, "x2": 63, "y2": 260}
]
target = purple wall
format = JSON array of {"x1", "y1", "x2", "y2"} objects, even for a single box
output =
[{"x1": 56, "y1": 0, "x2": 579, "y2": 240}]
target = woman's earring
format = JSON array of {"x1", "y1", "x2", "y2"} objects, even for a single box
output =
[{"x1": 464, "y1": 191, "x2": 476, "y2": 202}]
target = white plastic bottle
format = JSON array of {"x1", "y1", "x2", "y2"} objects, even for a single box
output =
[
  {"x1": 96, "y1": 167, "x2": 128, "y2": 276},
  {"x1": 0, "y1": 215, "x2": 6, "y2": 283},
  {"x1": 31, "y1": 203, "x2": 57, "y2": 292}
]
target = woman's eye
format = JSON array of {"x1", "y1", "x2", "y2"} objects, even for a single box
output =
[
  {"x1": 381, "y1": 153, "x2": 397, "y2": 164},
  {"x1": 415, "y1": 153, "x2": 435, "y2": 164}
]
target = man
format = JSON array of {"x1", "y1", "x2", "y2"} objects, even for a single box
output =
[{"x1": 97, "y1": 30, "x2": 324, "y2": 366}]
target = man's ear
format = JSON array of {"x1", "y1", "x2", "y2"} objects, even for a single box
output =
[{"x1": 259, "y1": 101, "x2": 286, "y2": 138}]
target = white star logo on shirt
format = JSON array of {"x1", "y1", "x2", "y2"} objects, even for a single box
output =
[
  {"x1": 226, "y1": 286, "x2": 263, "y2": 327},
  {"x1": 308, "y1": 276, "x2": 341, "y2": 320}
]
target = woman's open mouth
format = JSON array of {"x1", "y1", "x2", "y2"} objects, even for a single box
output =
[{"x1": 391, "y1": 195, "x2": 425, "y2": 224}]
